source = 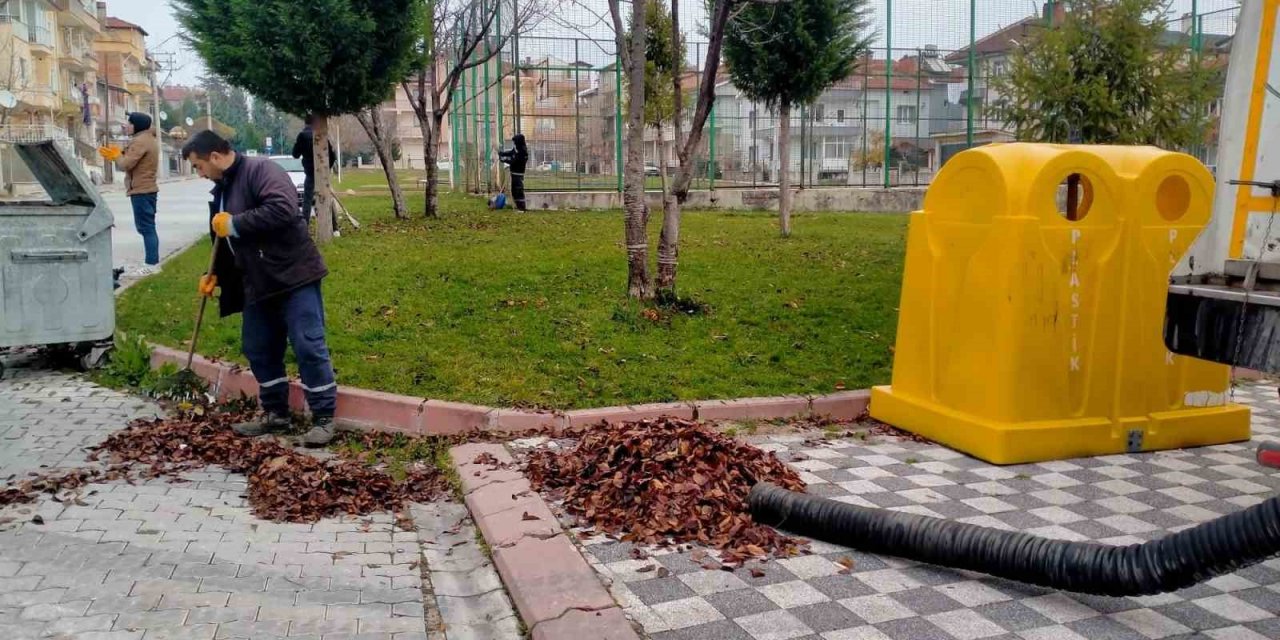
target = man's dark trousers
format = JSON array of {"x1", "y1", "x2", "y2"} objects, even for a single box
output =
[{"x1": 241, "y1": 282, "x2": 337, "y2": 417}]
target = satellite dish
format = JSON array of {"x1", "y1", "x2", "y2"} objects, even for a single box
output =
[
  {"x1": 0, "y1": 91, "x2": 17, "y2": 109},
  {"x1": 185, "y1": 117, "x2": 194, "y2": 127},
  {"x1": 159, "y1": 111, "x2": 168, "y2": 121}
]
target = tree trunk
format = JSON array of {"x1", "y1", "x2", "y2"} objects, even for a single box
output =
[
  {"x1": 778, "y1": 102, "x2": 792, "y2": 238},
  {"x1": 313, "y1": 114, "x2": 336, "y2": 244},
  {"x1": 422, "y1": 112, "x2": 445, "y2": 218},
  {"x1": 621, "y1": 0, "x2": 651, "y2": 299},
  {"x1": 356, "y1": 109, "x2": 407, "y2": 219},
  {"x1": 656, "y1": 125, "x2": 679, "y2": 295}
]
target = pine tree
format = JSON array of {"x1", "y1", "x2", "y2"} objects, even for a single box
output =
[
  {"x1": 992, "y1": 0, "x2": 1216, "y2": 148},
  {"x1": 175, "y1": 0, "x2": 422, "y2": 243},
  {"x1": 722, "y1": 0, "x2": 872, "y2": 236}
]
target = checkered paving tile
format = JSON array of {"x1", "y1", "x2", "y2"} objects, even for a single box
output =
[{"x1": 572, "y1": 381, "x2": 1280, "y2": 639}]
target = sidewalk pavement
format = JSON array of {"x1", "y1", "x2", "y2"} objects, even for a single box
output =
[{"x1": 0, "y1": 353, "x2": 519, "y2": 640}]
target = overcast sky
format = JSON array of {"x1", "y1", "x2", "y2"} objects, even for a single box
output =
[
  {"x1": 98, "y1": 0, "x2": 1243, "y2": 90},
  {"x1": 100, "y1": 0, "x2": 204, "y2": 85}
]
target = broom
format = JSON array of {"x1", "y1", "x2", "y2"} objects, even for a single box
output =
[{"x1": 155, "y1": 237, "x2": 222, "y2": 403}]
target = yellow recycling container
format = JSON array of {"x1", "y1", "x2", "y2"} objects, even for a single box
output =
[{"x1": 870, "y1": 144, "x2": 1250, "y2": 465}]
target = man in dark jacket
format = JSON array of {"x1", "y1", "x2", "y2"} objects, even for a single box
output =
[
  {"x1": 498, "y1": 133, "x2": 529, "y2": 211},
  {"x1": 292, "y1": 116, "x2": 338, "y2": 232},
  {"x1": 183, "y1": 130, "x2": 339, "y2": 446}
]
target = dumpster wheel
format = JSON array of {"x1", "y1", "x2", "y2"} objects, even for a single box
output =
[{"x1": 78, "y1": 342, "x2": 113, "y2": 372}]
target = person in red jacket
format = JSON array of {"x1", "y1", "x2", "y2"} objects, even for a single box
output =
[{"x1": 183, "y1": 130, "x2": 338, "y2": 446}]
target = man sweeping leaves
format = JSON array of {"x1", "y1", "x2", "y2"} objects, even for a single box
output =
[{"x1": 183, "y1": 130, "x2": 339, "y2": 446}]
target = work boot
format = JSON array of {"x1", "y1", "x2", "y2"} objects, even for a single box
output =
[
  {"x1": 301, "y1": 417, "x2": 336, "y2": 447},
  {"x1": 232, "y1": 413, "x2": 291, "y2": 437}
]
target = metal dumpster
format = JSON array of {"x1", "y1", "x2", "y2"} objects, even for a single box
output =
[{"x1": 0, "y1": 141, "x2": 114, "y2": 377}]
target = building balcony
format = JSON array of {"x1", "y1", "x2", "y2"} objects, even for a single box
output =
[
  {"x1": 53, "y1": 0, "x2": 100, "y2": 31},
  {"x1": 59, "y1": 36, "x2": 96, "y2": 70},
  {"x1": 0, "y1": 123, "x2": 75, "y2": 156},
  {"x1": 27, "y1": 26, "x2": 55, "y2": 55},
  {"x1": 18, "y1": 88, "x2": 59, "y2": 111},
  {"x1": 125, "y1": 72, "x2": 151, "y2": 95}
]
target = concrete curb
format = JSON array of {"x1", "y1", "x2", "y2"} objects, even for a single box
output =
[
  {"x1": 149, "y1": 344, "x2": 872, "y2": 435},
  {"x1": 450, "y1": 443, "x2": 641, "y2": 640}
]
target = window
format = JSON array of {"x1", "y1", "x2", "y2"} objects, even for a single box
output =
[
  {"x1": 536, "y1": 118, "x2": 556, "y2": 133},
  {"x1": 813, "y1": 104, "x2": 825, "y2": 122},
  {"x1": 748, "y1": 109, "x2": 757, "y2": 131},
  {"x1": 992, "y1": 60, "x2": 1008, "y2": 78},
  {"x1": 836, "y1": 109, "x2": 845, "y2": 123},
  {"x1": 824, "y1": 138, "x2": 849, "y2": 160},
  {"x1": 897, "y1": 105, "x2": 917, "y2": 124}
]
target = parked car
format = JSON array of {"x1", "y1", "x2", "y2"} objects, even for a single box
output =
[
  {"x1": 644, "y1": 164, "x2": 661, "y2": 177},
  {"x1": 269, "y1": 155, "x2": 307, "y2": 211}
]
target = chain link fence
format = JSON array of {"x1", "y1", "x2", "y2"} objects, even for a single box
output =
[{"x1": 445, "y1": 0, "x2": 1241, "y2": 193}]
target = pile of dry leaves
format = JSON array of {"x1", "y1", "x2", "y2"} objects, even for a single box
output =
[
  {"x1": 523, "y1": 417, "x2": 807, "y2": 565},
  {"x1": 83, "y1": 412, "x2": 451, "y2": 522},
  {"x1": 0, "y1": 409, "x2": 448, "y2": 524}
]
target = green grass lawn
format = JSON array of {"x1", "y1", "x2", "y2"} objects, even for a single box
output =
[
  {"x1": 117, "y1": 191, "x2": 907, "y2": 409},
  {"x1": 335, "y1": 169, "x2": 427, "y2": 191}
]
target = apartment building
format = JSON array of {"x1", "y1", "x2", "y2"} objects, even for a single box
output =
[{"x1": 0, "y1": 0, "x2": 154, "y2": 189}]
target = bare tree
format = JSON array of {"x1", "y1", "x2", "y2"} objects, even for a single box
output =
[
  {"x1": 355, "y1": 106, "x2": 408, "y2": 218},
  {"x1": 610, "y1": 0, "x2": 652, "y2": 299},
  {"x1": 403, "y1": 0, "x2": 545, "y2": 218}
]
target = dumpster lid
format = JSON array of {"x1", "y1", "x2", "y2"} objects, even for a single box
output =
[{"x1": 12, "y1": 141, "x2": 112, "y2": 242}]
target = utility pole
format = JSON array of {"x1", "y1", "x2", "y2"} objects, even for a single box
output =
[
  {"x1": 150, "y1": 52, "x2": 176, "y2": 179},
  {"x1": 102, "y1": 52, "x2": 114, "y2": 184}
]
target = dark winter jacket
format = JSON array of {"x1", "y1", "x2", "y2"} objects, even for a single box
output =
[
  {"x1": 499, "y1": 134, "x2": 529, "y2": 174},
  {"x1": 292, "y1": 126, "x2": 338, "y2": 176},
  {"x1": 209, "y1": 154, "x2": 328, "y2": 316}
]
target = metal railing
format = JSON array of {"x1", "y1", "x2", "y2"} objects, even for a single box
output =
[
  {"x1": 27, "y1": 25, "x2": 54, "y2": 48},
  {"x1": 0, "y1": 124, "x2": 75, "y2": 156},
  {"x1": 446, "y1": 0, "x2": 1241, "y2": 193},
  {"x1": 61, "y1": 31, "x2": 93, "y2": 61}
]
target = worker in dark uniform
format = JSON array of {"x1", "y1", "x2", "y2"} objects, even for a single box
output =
[
  {"x1": 185, "y1": 130, "x2": 339, "y2": 446},
  {"x1": 498, "y1": 134, "x2": 529, "y2": 211}
]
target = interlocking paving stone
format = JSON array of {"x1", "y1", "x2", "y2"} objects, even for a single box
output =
[
  {"x1": 0, "y1": 356, "x2": 516, "y2": 640},
  {"x1": 566, "y1": 380, "x2": 1280, "y2": 639}
]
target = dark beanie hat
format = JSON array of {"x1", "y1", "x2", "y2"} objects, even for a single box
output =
[{"x1": 128, "y1": 112, "x2": 152, "y2": 134}]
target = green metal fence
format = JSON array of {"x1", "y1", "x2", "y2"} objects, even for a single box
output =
[{"x1": 446, "y1": 0, "x2": 1241, "y2": 193}]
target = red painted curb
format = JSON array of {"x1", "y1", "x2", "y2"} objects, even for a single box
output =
[
  {"x1": 451, "y1": 444, "x2": 640, "y2": 639},
  {"x1": 149, "y1": 343, "x2": 871, "y2": 434}
]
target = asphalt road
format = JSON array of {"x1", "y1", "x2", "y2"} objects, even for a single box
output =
[{"x1": 102, "y1": 176, "x2": 214, "y2": 270}]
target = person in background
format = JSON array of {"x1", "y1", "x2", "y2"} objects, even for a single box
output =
[
  {"x1": 292, "y1": 115, "x2": 339, "y2": 235},
  {"x1": 100, "y1": 112, "x2": 160, "y2": 275},
  {"x1": 498, "y1": 134, "x2": 529, "y2": 211},
  {"x1": 184, "y1": 130, "x2": 339, "y2": 446}
]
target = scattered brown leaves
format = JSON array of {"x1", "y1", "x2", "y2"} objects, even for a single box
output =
[
  {"x1": 82, "y1": 411, "x2": 450, "y2": 523},
  {"x1": 863, "y1": 419, "x2": 934, "y2": 444},
  {"x1": 0, "y1": 466, "x2": 133, "y2": 508},
  {"x1": 836, "y1": 556, "x2": 856, "y2": 575},
  {"x1": 524, "y1": 418, "x2": 807, "y2": 565}
]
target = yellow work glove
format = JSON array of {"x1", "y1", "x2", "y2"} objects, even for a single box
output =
[
  {"x1": 97, "y1": 145, "x2": 122, "y2": 161},
  {"x1": 198, "y1": 275, "x2": 217, "y2": 298},
  {"x1": 211, "y1": 212, "x2": 234, "y2": 238}
]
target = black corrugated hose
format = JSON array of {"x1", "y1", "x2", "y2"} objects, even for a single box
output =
[{"x1": 749, "y1": 482, "x2": 1280, "y2": 596}]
